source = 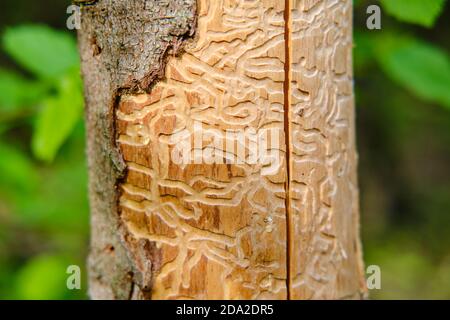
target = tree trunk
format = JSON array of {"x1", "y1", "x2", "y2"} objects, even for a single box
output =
[{"x1": 78, "y1": 0, "x2": 366, "y2": 300}]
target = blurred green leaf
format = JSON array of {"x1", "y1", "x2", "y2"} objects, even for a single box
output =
[
  {"x1": 367, "y1": 244, "x2": 433, "y2": 299},
  {"x1": 380, "y1": 0, "x2": 446, "y2": 27},
  {"x1": 14, "y1": 255, "x2": 68, "y2": 300},
  {"x1": 2, "y1": 25, "x2": 79, "y2": 78},
  {"x1": 354, "y1": 31, "x2": 376, "y2": 72},
  {"x1": 32, "y1": 70, "x2": 83, "y2": 162},
  {"x1": 0, "y1": 124, "x2": 8, "y2": 135},
  {"x1": 353, "y1": 0, "x2": 363, "y2": 7},
  {"x1": 375, "y1": 36, "x2": 450, "y2": 109},
  {"x1": 0, "y1": 142, "x2": 38, "y2": 193},
  {"x1": 0, "y1": 69, "x2": 46, "y2": 114},
  {"x1": 16, "y1": 146, "x2": 89, "y2": 232}
]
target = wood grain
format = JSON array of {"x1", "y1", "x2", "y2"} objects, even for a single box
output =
[
  {"x1": 287, "y1": 0, "x2": 365, "y2": 299},
  {"x1": 114, "y1": 0, "x2": 365, "y2": 299}
]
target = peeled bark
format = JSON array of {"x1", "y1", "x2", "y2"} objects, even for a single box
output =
[{"x1": 79, "y1": 0, "x2": 366, "y2": 300}]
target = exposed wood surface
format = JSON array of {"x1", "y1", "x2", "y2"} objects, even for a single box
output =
[
  {"x1": 117, "y1": 0, "x2": 288, "y2": 300},
  {"x1": 287, "y1": 0, "x2": 365, "y2": 299},
  {"x1": 81, "y1": 0, "x2": 366, "y2": 300}
]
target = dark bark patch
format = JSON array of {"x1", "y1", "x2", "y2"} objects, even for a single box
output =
[{"x1": 77, "y1": 0, "x2": 197, "y2": 299}]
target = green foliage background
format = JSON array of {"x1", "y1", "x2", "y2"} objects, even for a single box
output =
[{"x1": 0, "y1": 0, "x2": 449, "y2": 299}]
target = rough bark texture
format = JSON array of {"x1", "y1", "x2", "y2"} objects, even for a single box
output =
[
  {"x1": 79, "y1": 0, "x2": 366, "y2": 299},
  {"x1": 78, "y1": 0, "x2": 197, "y2": 299}
]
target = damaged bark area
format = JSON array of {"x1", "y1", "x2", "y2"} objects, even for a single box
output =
[
  {"x1": 79, "y1": 0, "x2": 365, "y2": 300},
  {"x1": 77, "y1": 0, "x2": 197, "y2": 299}
]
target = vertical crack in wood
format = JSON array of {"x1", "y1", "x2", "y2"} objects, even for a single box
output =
[{"x1": 283, "y1": 0, "x2": 292, "y2": 301}]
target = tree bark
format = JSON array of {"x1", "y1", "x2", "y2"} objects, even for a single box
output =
[{"x1": 79, "y1": 0, "x2": 366, "y2": 300}]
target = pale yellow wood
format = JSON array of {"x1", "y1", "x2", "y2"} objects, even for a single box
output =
[
  {"x1": 117, "y1": 0, "x2": 288, "y2": 299},
  {"x1": 287, "y1": 0, "x2": 365, "y2": 299},
  {"x1": 115, "y1": 0, "x2": 365, "y2": 300}
]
